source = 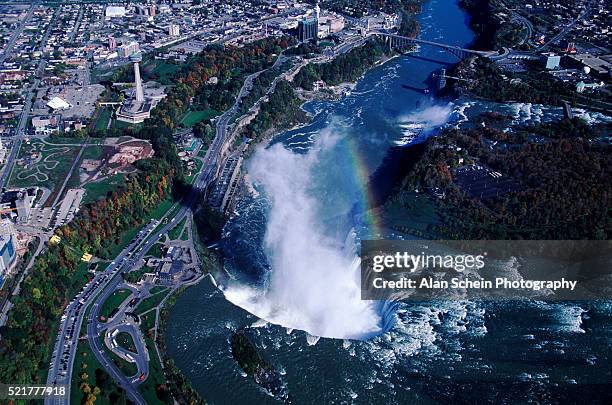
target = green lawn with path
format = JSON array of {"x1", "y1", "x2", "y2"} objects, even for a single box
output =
[
  {"x1": 138, "y1": 336, "x2": 170, "y2": 404},
  {"x1": 167, "y1": 217, "x2": 186, "y2": 240},
  {"x1": 99, "y1": 289, "x2": 132, "y2": 321},
  {"x1": 139, "y1": 311, "x2": 156, "y2": 335},
  {"x1": 101, "y1": 337, "x2": 138, "y2": 377},
  {"x1": 83, "y1": 174, "x2": 126, "y2": 205},
  {"x1": 94, "y1": 108, "x2": 112, "y2": 130},
  {"x1": 181, "y1": 109, "x2": 218, "y2": 126},
  {"x1": 71, "y1": 340, "x2": 128, "y2": 405},
  {"x1": 134, "y1": 290, "x2": 168, "y2": 315},
  {"x1": 9, "y1": 139, "x2": 80, "y2": 189},
  {"x1": 150, "y1": 286, "x2": 167, "y2": 295}
]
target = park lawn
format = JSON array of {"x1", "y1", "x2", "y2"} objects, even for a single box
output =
[
  {"x1": 167, "y1": 217, "x2": 187, "y2": 240},
  {"x1": 138, "y1": 336, "x2": 170, "y2": 404},
  {"x1": 152, "y1": 60, "x2": 180, "y2": 81},
  {"x1": 150, "y1": 286, "x2": 167, "y2": 295},
  {"x1": 9, "y1": 141, "x2": 80, "y2": 189},
  {"x1": 82, "y1": 174, "x2": 126, "y2": 205},
  {"x1": 116, "y1": 331, "x2": 137, "y2": 353},
  {"x1": 146, "y1": 243, "x2": 165, "y2": 259},
  {"x1": 181, "y1": 109, "x2": 218, "y2": 127},
  {"x1": 63, "y1": 144, "x2": 105, "y2": 193},
  {"x1": 82, "y1": 145, "x2": 104, "y2": 160},
  {"x1": 45, "y1": 136, "x2": 102, "y2": 145},
  {"x1": 139, "y1": 311, "x2": 156, "y2": 335},
  {"x1": 71, "y1": 339, "x2": 124, "y2": 405},
  {"x1": 134, "y1": 290, "x2": 168, "y2": 315},
  {"x1": 185, "y1": 158, "x2": 203, "y2": 184},
  {"x1": 180, "y1": 227, "x2": 188, "y2": 241},
  {"x1": 99, "y1": 288, "x2": 132, "y2": 321},
  {"x1": 112, "y1": 119, "x2": 142, "y2": 130},
  {"x1": 94, "y1": 108, "x2": 112, "y2": 131}
]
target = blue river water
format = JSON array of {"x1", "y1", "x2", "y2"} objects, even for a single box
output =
[{"x1": 166, "y1": 0, "x2": 612, "y2": 403}]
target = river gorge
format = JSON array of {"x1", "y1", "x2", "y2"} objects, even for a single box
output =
[{"x1": 166, "y1": 0, "x2": 612, "y2": 403}]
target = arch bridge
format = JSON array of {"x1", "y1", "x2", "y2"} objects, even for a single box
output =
[{"x1": 373, "y1": 31, "x2": 503, "y2": 59}]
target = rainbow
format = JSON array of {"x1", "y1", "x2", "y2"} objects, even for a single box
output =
[{"x1": 345, "y1": 135, "x2": 385, "y2": 239}]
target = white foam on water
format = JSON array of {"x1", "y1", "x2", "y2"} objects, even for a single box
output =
[{"x1": 221, "y1": 125, "x2": 383, "y2": 340}]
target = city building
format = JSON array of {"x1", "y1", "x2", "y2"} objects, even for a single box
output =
[
  {"x1": 108, "y1": 36, "x2": 116, "y2": 50},
  {"x1": 540, "y1": 52, "x2": 560, "y2": 70},
  {"x1": 46, "y1": 97, "x2": 70, "y2": 111},
  {"x1": 564, "y1": 53, "x2": 611, "y2": 79},
  {"x1": 31, "y1": 115, "x2": 60, "y2": 135},
  {"x1": 168, "y1": 24, "x2": 180, "y2": 37},
  {"x1": 298, "y1": 17, "x2": 318, "y2": 41},
  {"x1": 0, "y1": 188, "x2": 35, "y2": 223},
  {"x1": 0, "y1": 218, "x2": 17, "y2": 283},
  {"x1": 105, "y1": 6, "x2": 126, "y2": 18},
  {"x1": 297, "y1": 4, "x2": 319, "y2": 42},
  {"x1": 117, "y1": 41, "x2": 140, "y2": 58},
  {"x1": 157, "y1": 260, "x2": 184, "y2": 283}
]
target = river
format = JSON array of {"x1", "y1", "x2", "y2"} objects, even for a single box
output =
[{"x1": 166, "y1": 0, "x2": 612, "y2": 403}]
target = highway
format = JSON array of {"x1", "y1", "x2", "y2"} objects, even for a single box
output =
[{"x1": 45, "y1": 220, "x2": 160, "y2": 405}]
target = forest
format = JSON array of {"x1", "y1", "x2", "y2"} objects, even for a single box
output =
[
  {"x1": 390, "y1": 118, "x2": 611, "y2": 240},
  {"x1": 449, "y1": 57, "x2": 579, "y2": 105},
  {"x1": 241, "y1": 80, "x2": 308, "y2": 143},
  {"x1": 293, "y1": 39, "x2": 388, "y2": 90}
]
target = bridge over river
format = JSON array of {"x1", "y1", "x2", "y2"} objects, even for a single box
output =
[{"x1": 373, "y1": 31, "x2": 508, "y2": 60}]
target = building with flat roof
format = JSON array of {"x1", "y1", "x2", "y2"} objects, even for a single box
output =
[
  {"x1": 540, "y1": 53, "x2": 560, "y2": 70},
  {"x1": 0, "y1": 219, "x2": 17, "y2": 283},
  {"x1": 105, "y1": 6, "x2": 126, "y2": 18}
]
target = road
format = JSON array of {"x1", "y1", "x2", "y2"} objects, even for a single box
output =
[
  {"x1": 537, "y1": 1, "x2": 592, "y2": 51},
  {"x1": 0, "y1": 4, "x2": 35, "y2": 65},
  {"x1": 50, "y1": 137, "x2": 90, "y2": 208},
  {"x1": 45, "y1": 220, "x2": 160, "y2": 405},
  {"x1": 0, "y1": 6, "x2": 61, "y2": 188}
]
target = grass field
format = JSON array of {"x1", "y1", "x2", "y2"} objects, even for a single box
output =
[
  {"x1": 150, "y1": 286, "x2": 167, "y2": 295},
  {"x1": 142, "y1": 60, "x2": 180, "y2": 84},
  {"x1": 181, "y1": 109, "x2": 218, "y2": 126},
  {"x1": 99, "y1": 289, "x2": 132, "y2": 321},
  {"x1": 101, "y1": 337, "x2": 138, "y2": 377},
  {"x1": 116, "y1": 331, "x2": 137, "y2": 353},
  {"x1": 185, "y1": 158, "x2": 203, "y2": 184},
  {"x1": 167, "y1": 217, "x2": 187, "y2": 240},
  {"x1": 139, "y1": 311, "x2": 156, "y2": 335},
  {"x1": 46, "y1": 137, "x2": 102, "y2": 145},
  {"x1": 83, "y1": 174, "x2": 126, "y2": 205},
  {"x1": 94, "y1": 108, "x2": 112, "y2": 131},
  {"x1": 10, "y1": 140, "x2": 80, "y2": 189},
  {"x1": 134, "y1": 290, "x2": 168, "y2": 315},
  {"x1": 71, "y1": 340, "x2": 129, "y2": 405},
  {"x1": 138, "y1": 337, "x2": 169, "y2": 404},
  {"x1": 146, "y1": 243, "x2": 165, "y2": 259}
]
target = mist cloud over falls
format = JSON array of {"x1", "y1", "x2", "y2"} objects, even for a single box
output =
[{"x1": 221, "y1": 130, "x2": 383, "y2": 340}]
